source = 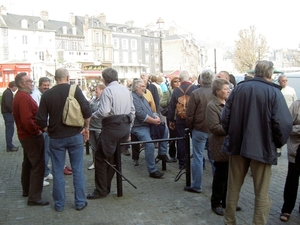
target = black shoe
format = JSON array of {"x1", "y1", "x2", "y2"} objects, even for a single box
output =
[
  {"x1": 156, "y1": 154, "x2": 172, "y2": 163},
  {"x1": 22, "y1": 193, "x2": 29, "y2": 197},
  {"x1": 7, "y1": 146, "x2": 18, "y2": 152},
  {"x1": 277, "y1": 152, "x2": 281, "y2": 157},
  {"x1": 184, "y1": 186, "x2": 202, "y2": 193},
  {"x1": 76, "y1": 201, "x2": 88, "y2": 211},
  {"x1": 212, "y1": 206, "x2": 224, "y2": 216},
  {"x1": 27, "y1": 200, "x2": 49, "y2": 206},
  {"x1": 133, "y1": 160, "x2": 139, "y2": 166},
  {"x1": 236, "y1": 206, "x2": 242, "y2": 211},
  {"x1": 87, "y1": 192, "x2": 107, "y2": 200},
  {"x1": 149, "y1": 171, "x2": 164, "y2": 178}
]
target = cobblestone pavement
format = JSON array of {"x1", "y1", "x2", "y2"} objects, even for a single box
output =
[{"x1": 0, "y1": 114, "x2": 300, "y2": 225}]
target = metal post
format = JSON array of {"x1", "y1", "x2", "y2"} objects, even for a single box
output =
[
  {"x1": 214, "y1": 48, "x2": 217, "y2": 74},
  {"x1": 85, "y1": 140, "x2": 90, "y2": 155},
  {"x1": 115, "y1": 141, "x2": 123, "y2": 197},
  {"x1": 159, "y1": 31, "x2": 163, "y2": 73},
  {"x1": 185, "y1": 128, "x2": 191, "y2": 187}
]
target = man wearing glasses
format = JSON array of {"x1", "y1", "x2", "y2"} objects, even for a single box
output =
[{"x1": 12, "y1": 72, "x2": 49, "y2": 206}]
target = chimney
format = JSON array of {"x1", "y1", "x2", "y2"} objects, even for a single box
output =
[
  {"x1": 98, "y1": 13, "x2": 106, "y2": 25},
  {"x1": 169, "y1": 25, "x2": 177, "y2": 35},
  {"x1": 0, "y1": 5, "x2": 7, "y2": 15},
  {"x1": 69, "y1": 13, "x2": 75, "y2": 26},
  {"x1": 40, "y1": 10, "x2": 49, "y2": 21}
]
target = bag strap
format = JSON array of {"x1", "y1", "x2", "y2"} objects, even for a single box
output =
[
  {"x1": 178, "y1": 84, "x2": 192, "y2": 95},
  {"x1": 184, "y1": 84, "x2": 193, "y2": 94},
  {"x1": 178, "y1": 86, "x2": 184, "y2": 94},
  {"x1": 68, "y1": 85, "x2": 76, "y2": 97}
]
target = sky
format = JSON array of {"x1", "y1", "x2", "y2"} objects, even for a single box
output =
[{"x1": 3, "y1": 0, "x2": 300, "y2": 49}]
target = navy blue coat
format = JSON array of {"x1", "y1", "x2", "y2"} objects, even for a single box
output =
[{"x1": 221, "y1": 77, "x2": 293, "y2": 165}]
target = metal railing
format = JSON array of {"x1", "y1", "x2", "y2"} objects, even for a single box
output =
[{"x1": 86, "y1": 128, "x2": 191, "y2": 197}]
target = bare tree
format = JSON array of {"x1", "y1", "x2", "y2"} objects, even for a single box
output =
[{"x1": 232, "y1": 26, "x2": 268, "y2": 73}]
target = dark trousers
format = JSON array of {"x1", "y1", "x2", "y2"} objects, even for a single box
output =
[
  {"x1": 211, "y1": 161, "x2": 229, "y2": 208},
  {"x1": 19, "y1": 135, "x2": 45, "y2": 202},
  {"x1": 167, "y1": 118, "x2": 177, "y2": 158},
  {"x1": 176, "y1": 122, "x2": 187, "y2": 167},
  {"x1": 131, "y1": 133, "x2": 140, "y2": 160},
  {"x1": 281, "y1": 146, "x2": 300, "y2": 214},
  {"x1": 94, "y1": 114, "x2": 131, "y2": 195},
  {"x1": 3, "y1": 113, "x2": 15, "y2": 149}
]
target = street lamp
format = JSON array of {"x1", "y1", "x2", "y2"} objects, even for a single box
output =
[{"x1": 156, "y1": 17, "x2": 164, "y2": 73}]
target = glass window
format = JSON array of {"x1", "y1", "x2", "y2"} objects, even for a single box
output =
[
  {"x1": 114, "y1": 51, "x2": 119, "y2": 63},
  {"x1": 22, "y1": 35, "x2": 28, "y2": 45},
  {"x1": 72, "y1": 27, "x2": 77, "y2": 35},
  {"x1": 21, "y1": 20, "x2": 28, "y2": 28},
  {"x1": 62, "y1": 26, "x2": 67, "y2": 34},
  {"x1": 38, "y1": 36, "x2": 43, "y2": 46},
  {"x1": 37, "y1": 21, "x2": 44, "y2": 29},
  {"x1": 122, "y1": 39, "x2": 128, "y2": 49},
  {"x1": 39, "y1": 51, "x2": 44, "y2": 61},
  {"x1": 123, "y1": 52, "x2": 128, "y2": 63},
  {"x1": 131, "y1": 39, "x2": 137, "y2": 50},
  {"x1": 145, "y1": 42, "x2": 149, "y2": 50},
  {"x1": 113, "y1": 38, "x2": 119, "y2": 49}
]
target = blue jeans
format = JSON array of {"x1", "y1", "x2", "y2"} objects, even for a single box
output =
[
  {"x1": 2, "y1": 113, "x2": 15, "y2": 149},
  {"x1": 49, "y1": 133, "x2": 86, "y2": 210},
  {"x1": 191, "y1": 129, "x2": 208, "y2": 192},
  {"x1": 131, "y1": 125, "x2": 168, "y2": 173},
  {"x1": 43, "y1": 132, "x2": 51, "y2": 177}
]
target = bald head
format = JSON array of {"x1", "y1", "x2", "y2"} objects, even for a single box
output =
[
  {"x1": 216, "y1": 71, "x2": 230, "y2": 81},
  {"x1": 55, "y1": 68, "x2": 69, "y2": 83}
]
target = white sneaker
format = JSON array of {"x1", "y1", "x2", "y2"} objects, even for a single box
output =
[
  {"x1": 88, "y1": 164, "x2": 95, "y2": 170},
  {"x1": 43, "y1": 180, "x2": 50, "y2": 187},
  {"x1": 44, "y1": 173, "x2": 53, "y2": 180}
]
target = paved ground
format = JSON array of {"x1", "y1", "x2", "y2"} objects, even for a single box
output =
[{"x1": 0, "y1": 114, "x2": 300, "y2": 225}]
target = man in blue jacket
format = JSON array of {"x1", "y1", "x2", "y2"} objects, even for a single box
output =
[{"x1": 221, "y1": 60, "x2": 293, "y2": 225}]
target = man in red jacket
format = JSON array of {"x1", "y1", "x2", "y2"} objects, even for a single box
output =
[{"x1": 12, "y1": 72, "x2": 49, "y2": 206}]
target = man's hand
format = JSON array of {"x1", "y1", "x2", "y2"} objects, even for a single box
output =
[
  {"x1": 81, "y1": 128, "x2": 89, "y2": 142},
  {"x1": 169, "y1": 122, "x2": 175, "y2": 130}
]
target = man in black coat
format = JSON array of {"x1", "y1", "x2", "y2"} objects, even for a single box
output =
[{"x1": 221, "y1": 60, "x2": 293, "y2": 225}]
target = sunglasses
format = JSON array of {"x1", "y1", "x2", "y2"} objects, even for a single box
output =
[{"x1": 174, "y1": 80, "x2": 180, "y2": 83}]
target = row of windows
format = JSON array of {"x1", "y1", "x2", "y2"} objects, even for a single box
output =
[
  {"x1": 113, "y1": 38, "x2": 159, "y2": 51},
  {"x1": 113, "y1": 51, "x2": 159, "y2": 64},
  {"x1": 20, "y1": 19, "x2": 77, "y2": 35}
]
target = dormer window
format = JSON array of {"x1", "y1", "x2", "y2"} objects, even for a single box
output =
[
  {"x1": 123, "y1": 28, "x2": 127, "y2": 32},
  {"x1": 62, "y1": 26, "x2": 67, "y2": 34},
  {"x1": 112, "y1": 26, "x2": 117, "y2": 31},
  {"x1": 72, "y1": 27, "x2": 77, "y2": 35},
  {"x1": 21, "y1": 19, "x2": 28, "y2": 29},
  {"x1": 131, "y1": 29, "x2": 135, "y2": 34},
  {"x1": 37, "y1": 21, "x2": 44, "y2": 29}
]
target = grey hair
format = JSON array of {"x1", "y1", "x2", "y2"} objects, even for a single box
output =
[
  {"x1": 254, "y1": 60, "x2": 274, "y2": 79},
  {"x1": 278, "y1": 74, "x2": 287, "y2": 81},
  {"x1": 38, "y1": 77, "x2": 51, "y2": 87},
  {"x1": 212, "y1": 79, "x2": 230, "y2": 96},
  {"x1": 132, "y1": 78, "x2": 144, "y2": 92},
  {"x1": 179, "y1": 70, "x2": 191, "y2": 82},
  {"x1": 200, "y1": 69, "x2": 215, "y2": 84}
]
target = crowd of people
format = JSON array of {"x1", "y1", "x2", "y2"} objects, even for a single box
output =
[{"x1": 1, "y1": 60, "x2": 300, "y2": 224}]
